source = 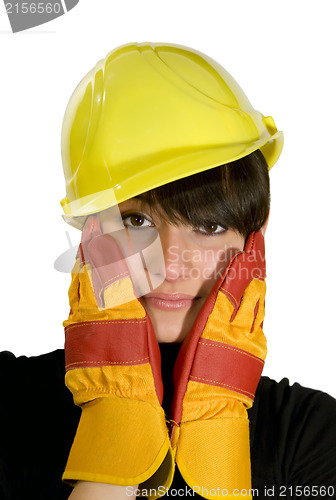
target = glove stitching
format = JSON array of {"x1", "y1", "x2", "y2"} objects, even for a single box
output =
[
  {"x1": 65, "y1": 319, "x2": 147, "y2": 331},
  {"x1": 97, "y1": 273, "x2": 131, "y2": 302},
  {"x1": 189, "y1": 375, "x2": 254, "y2": 399},
  {"x1": 65, "y1": 357, "x2": 150, "y2": 368},
  {"x1": 180, "y1": 416, "x2": 248, "y2": 424},
  {"x1": 220, "y1": 288, "x2": 238, "y2": 307},
  {"x1": 199, "y1": 340, "x2": 264, "y2": 365},
  {"x1": 99, "y1": 272, "x2": 130, "y2": 289}
]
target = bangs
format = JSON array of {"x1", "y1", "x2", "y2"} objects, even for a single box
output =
[{"x1": 138, "y1": 150, "x2": 270, "y2": 238}]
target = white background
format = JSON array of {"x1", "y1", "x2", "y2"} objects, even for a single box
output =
[{"x1": 0, "y1": 1, "x2": 335, "y2": 397}]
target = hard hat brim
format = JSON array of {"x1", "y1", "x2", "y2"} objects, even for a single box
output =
[{"x1": 61, "y1": 130, "x2": 284, "y2": 230}]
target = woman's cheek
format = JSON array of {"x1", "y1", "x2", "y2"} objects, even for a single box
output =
[{"x1": 197, "y1": 248, "x2": 231, "y2": 279}]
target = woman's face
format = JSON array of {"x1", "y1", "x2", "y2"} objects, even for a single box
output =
[{"x1": 100, "y1": 197, "x2": 245, "y2": 343}]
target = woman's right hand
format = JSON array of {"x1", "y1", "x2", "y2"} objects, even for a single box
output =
[
  {"x1": 63, "y1": 215, "x2": 173, "y2": 493},
  {"x1": 68, "y1": 481, "x2": 138, "y2": 499}
]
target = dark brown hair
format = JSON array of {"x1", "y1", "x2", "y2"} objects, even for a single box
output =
[{"x1": 137, "y1": 149, "x2": 270, "y2": 239}]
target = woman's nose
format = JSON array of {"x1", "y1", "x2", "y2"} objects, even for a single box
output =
[{"x1": 159, "y1": 226, "x2": 192, "y2": 281}]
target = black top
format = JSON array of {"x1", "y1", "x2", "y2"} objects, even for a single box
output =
[{"x1": 0, "y1": 347, "x2": 335, "y2": 499}]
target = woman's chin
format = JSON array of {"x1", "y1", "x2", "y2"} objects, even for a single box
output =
[
  {"x1": 155, "y1": 328, "x2": 186, "y2": 343},
  {"x1": 143, "y1": 307, "x2": 188, "y2": 342}
]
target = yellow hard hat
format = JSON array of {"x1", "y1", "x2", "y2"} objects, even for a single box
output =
[{"x1": 61, "y1": 42, "x2": 284, "y2": 229}]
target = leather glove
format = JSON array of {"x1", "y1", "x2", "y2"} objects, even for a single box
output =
[
  {"x1": 62, "y1": 215, "x2": 173, "y2": 493},
  {"x1": 169, "y1": 230, "x2": 267, "y2": 499}
]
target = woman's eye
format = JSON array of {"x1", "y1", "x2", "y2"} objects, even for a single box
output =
[
  {"x1": 122, "y1": 213, "x2": 154, "y2": 229},
  {"x1": 196, "y1": 223, "x2": 227, "y2": 235}
]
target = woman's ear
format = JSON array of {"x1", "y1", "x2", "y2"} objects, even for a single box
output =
[{"x1": 260, "y1": 215, "x2": 269, "y2": 237}]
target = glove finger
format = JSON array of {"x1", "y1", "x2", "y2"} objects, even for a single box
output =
[
  {"x1": 78, "y1": 215, "x2": 135, "y2": 309},
  {"x1": 87, "y1": 233, "x2": 137, "y2": 309},
  {"x1": 230, "y1": 278, "x2": 266, "y2": 336},
  {"x1": 220, "y1": 230, "x2": 266, "y2": 321},
  {"x1": 81, "y1": 216, "x2": 163, "y2": 311}
]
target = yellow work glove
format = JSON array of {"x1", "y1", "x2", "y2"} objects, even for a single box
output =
[
  {"x1": 170, "y1": 231, "x2": 267, "y2": 499},
  {"x1": 62, "y1": 215, "x2": 173, "y2": 493}
]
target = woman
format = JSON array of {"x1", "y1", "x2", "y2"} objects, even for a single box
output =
[
  {"x1": 64, "y1": 152, "x2": 269, "y2": 500},
  {"x1": 59, "y1": 43, "x2": 335, "y2": 499}
]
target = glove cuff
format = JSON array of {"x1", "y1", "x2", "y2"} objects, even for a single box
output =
[
  {"x1": 175, "y1": 413, "x2": 252, "y2": 499},
  {"x1": 63, "y1": 397, "x2": 173, "y2": 488}
]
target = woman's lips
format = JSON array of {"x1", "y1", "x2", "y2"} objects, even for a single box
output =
[{"x1": 143, "y1": 293, "x2": 200, "y2": 310}]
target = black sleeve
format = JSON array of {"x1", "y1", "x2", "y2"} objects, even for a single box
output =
[
  {"x1": 0, "y1": 350, "x2": 80, "y2": 500},
  {"x1": 250, "y1": 377, "x2": 336, "y2": 499}
]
